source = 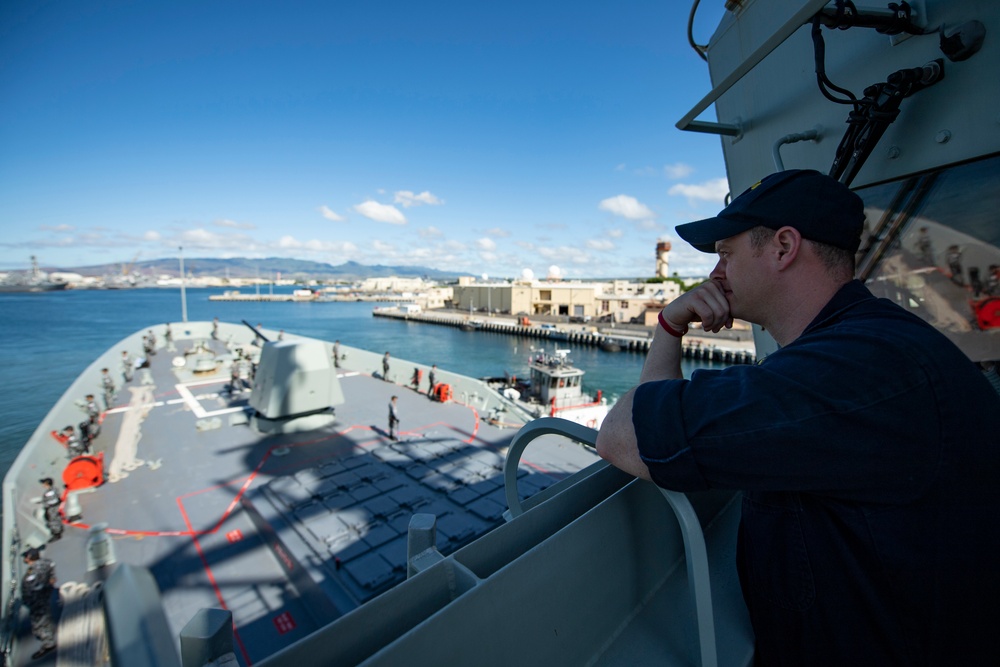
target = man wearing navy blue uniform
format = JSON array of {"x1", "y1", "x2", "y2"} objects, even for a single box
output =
[{"x1": 596, "y1": 170, "x2": 1000, "y2": 666}]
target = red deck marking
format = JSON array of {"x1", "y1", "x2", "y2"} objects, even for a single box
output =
[
  {"x1": 226, "y1": 529, "x2": 243, "y2": 543},
  {"x1": 178, "y1": 497, "x2": 254, "y2": 666},
  {"x1": 273, "y1": 611, "x2": 297, "y2": 635},
  {"x1": 68, "y1": 403, "x2": 533, "y2": 539}
]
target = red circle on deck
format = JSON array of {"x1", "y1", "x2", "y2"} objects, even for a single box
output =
[{"x1": 63, "y1": 454, "x2": 105, "y2": 491}]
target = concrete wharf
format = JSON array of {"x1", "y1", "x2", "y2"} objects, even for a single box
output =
[
  {"x1": 372, "y1": 308, "x2": 757, "y2": 365},
  {"x1": 209, "y1": 293, "x2": 302, "y2": 302}
]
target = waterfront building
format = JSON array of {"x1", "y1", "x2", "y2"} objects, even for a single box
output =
[{"x1": 450, "y1": 277, "x2": 681, "y2": 323}]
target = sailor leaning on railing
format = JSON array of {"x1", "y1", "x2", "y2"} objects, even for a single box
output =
[{"x1": 596, "y1": 170, "x2": 1000, "y2": 667}]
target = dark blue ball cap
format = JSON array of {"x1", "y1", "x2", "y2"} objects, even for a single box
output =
[{"x1": 675, "y1": 170, "x2": 865, "y2": 253}]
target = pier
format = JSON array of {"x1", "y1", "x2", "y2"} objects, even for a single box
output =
[
  {"x1": 209, "y1": 289, "x2": 318, "y2": 302},
  {"x1": 373, "y1": 308, "x2": 756, "y2": 364}
]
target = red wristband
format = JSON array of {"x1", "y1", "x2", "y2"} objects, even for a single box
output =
[{"x1": 658, "y1": 311, "x2": 687, "y2": 338}]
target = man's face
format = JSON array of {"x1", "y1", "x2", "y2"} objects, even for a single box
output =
[{"x1": 709, "y1": 230, "x2": 770, "y2": 323}]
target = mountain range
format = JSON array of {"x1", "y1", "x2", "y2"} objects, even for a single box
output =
[{"x1": 64, "y1": 257, "x2": 473, "y2": 281}]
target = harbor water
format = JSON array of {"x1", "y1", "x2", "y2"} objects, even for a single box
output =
[{"x1": 0, "y1": 288, "x2": 726, "y2": 482}]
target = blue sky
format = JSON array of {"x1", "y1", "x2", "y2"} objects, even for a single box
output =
[{"x1": 1, "y1": 0, "x2": 731, "y2": 279}]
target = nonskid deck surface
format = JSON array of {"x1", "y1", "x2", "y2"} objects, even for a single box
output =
[{"x1": 26, "y1": 334, "x2": 599, "y2": 665}]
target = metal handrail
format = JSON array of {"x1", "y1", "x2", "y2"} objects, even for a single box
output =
[
  {"x1": 503, "y1": 417, "x2": 718, "y2": 667},
  {"x1": 676, "y1": 0, "x2": 831, "y2": 136},
  {"x1": 503, "y1": 418, "x2": 599, "y2": 518}
]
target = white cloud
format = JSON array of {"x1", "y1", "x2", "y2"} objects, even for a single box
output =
[
  {"x1": 214, "y1": 218, "x2": 256, "y2": 230},
  {"x1": 664, "y1": 163, "x2": 695, "y2": 180},
  {"x1": 476, "y1": 238, "x2": 496, "y2": 251},
  {"x1": 484, "y1": 227, "x2": 510, "y2": 238},
  {"x1": 277, "y1": 235, "x2": 358, "y2": 257},
  {"x1": 586, "y1": 239, "x2": 615, "y2": 251},
  {"x1": 354, "y1": 200, "x2": 407, "y2": 225},
  {"x1": 598, "y1": 194, "x2": 656, "y2": 221},
  {"x1": 144, "y1": 230, "x2": 161, "y2": 242},
  {"x1": 418, "y1": 226, "x2": 443, "y2": 239},
  {"x1": 535, "y1": 244, "x2": 592, "y2": 265},
  {"x1": 319, "y1": 205, "x2": 346, "y2": 222},
  {"x1": 608, "y1": 228, "x2": 623, "y2": 238},
  {"x1": 394, "y1": 190, "x2": 443, "y2": 208},
  {"x1": 668, "y1": 178, "x2": 729, "y2": 205},
  {"x1": 372, "y1": 239, "x2": 395, "y2": 253}
]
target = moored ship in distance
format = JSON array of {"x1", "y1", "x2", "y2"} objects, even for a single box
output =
[
  {"x1": 0, "y1": 257, "x2": 69, "y2": 293},
  {"x1": 3, "y1": 1, "x2": 999, "y2": 666}
]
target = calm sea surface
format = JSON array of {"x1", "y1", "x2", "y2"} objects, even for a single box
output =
[{"x1": 0, "y1": 288, "x2": 724, "y2": 481}]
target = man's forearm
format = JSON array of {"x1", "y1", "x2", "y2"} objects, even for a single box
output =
[
  {"x1": 595, "y1": 388, "x2": 652, "y2": 481},
  {"x1": 639, "y1": 320, "x2": 686, "y2": 383}
]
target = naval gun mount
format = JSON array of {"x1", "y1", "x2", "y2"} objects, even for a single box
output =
[{"x1": 249, "y1": 339, "x2": 344, "y2": 434}]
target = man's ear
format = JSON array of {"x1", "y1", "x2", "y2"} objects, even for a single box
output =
[{"x1": 773, "y1": 226, "x2": 802, "y2": 269}]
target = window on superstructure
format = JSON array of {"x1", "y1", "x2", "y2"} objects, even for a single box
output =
[{"x1": 855, "y1": 154, "x2": 1000, "y2": 364}]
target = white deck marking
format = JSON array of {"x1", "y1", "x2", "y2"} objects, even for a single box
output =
[
  {"x1": 175, "y1": 383, "x2": 209, "y2": 418},
  {"x1": 109, "y1": 377, "x2": 253, "y2": 419}
]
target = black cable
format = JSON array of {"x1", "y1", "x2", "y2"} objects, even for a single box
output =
[{"x1": 812, "y1": 17, "x2": 860, "y2": 107}]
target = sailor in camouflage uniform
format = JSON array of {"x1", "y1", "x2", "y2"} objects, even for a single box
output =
[
  {"x1": 121, "y1": 350, "x2": 134, "y2": 383},
  {"x1": 39, "y1": 479, "x2": 62, "y2": 542},
  {"x1": 100, "y1": 368, "x2": 115, "y2": 410},
  {"x1": 84, "y1": 393, "x2": 101, "y2": 441},
  {"x1": 20, "y1": 548, "x2": 57, "y2": 660},
  {"x1": 57, "y1": 425, "x2": 85, "y2": 458}
]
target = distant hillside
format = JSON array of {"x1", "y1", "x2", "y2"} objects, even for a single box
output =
[{"x1": 67, "y1": 257, "x2": 472, "y2": 281}]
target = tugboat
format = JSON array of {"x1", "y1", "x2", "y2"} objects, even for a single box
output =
[{"x1": 485, "y1": 348, "x2": 608, "y2": 429}]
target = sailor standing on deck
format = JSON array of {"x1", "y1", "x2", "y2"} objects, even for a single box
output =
[
  {"x1": 382, "y1": 352, "x2": 391, "y2": 382},
  {"x1": 333, "y1": 340, "x2": 341, "y2": 368},
  {"x1": 388, "y1": 396, "x2": 400, "y2": 441},
  {"x1": 84, "y1": 394, "x2": 100, "y2": 423},
  {"x1": 121, "y1": 350, "x2": 134, "y2": 384},
  {"x1": 100, "y1": 368, "x2": 115, "y2": 410},
  {"x1": 39, "y1": 478, "x2": 63, "y2": 542},
  {"x1": 164, "y1": 323, "x2": 175, "y2": 351},
  {"x1": 20, "y1": 548, "x2": 57, "y2": 660},
  {"x1": 427, "y1": 365, "x2": 437, "y2": 397},
  {"x1": 80, "y1": 395, "x2": 101, "y2": 444}
]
